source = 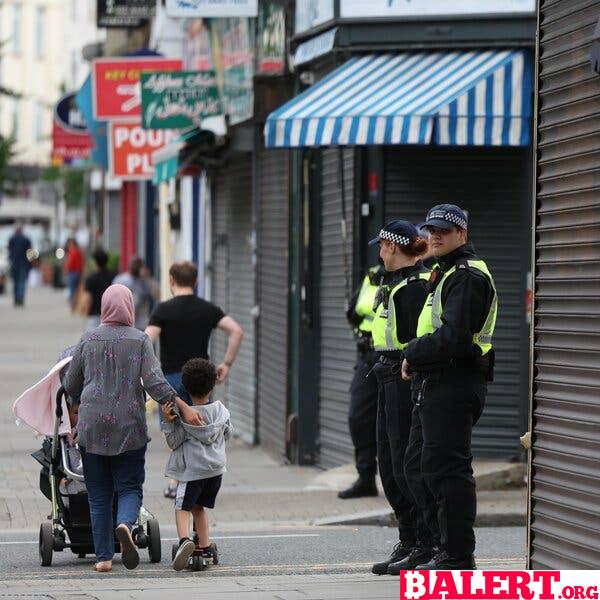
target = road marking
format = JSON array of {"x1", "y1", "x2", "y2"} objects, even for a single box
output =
[{"x1": 0, "y1": 533, "x2": 321, "y2": 546}]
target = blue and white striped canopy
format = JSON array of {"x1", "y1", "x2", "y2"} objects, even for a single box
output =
[{"x1": 264, "y1": 50, "x2": 533, "y2": 148}]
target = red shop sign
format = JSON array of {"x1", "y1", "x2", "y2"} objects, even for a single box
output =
[
  {"x1": 93, "y1": 56, "x2": 182, "y2": 120},
  {"x1": 108, "y1": 121, "x2": 178, "y2": 180}
]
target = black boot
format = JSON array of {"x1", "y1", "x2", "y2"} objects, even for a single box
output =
[
  {"x1": 338, "y1": 477, "x2": 378, "y2": 499},
  {"x1": 372, "y1": 541, "x2": 412, "y2": 575},
  {"x1": 387, "y1": 544, "x2": 436, "y2": 575},
  {"x1": 415, "y1": 550, "x2": 476, "y2": 570}
]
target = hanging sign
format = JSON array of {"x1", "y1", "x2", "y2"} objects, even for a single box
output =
[
  {"x1": 166, "y1": 0, "x2": 258, "y2": 18},
  {"x1": 108, "y1": 121, "x2": 178, "y2": 180},
  {"x1": 141, "y1": 70, "x2": 222, "y2": 130},
  {"x1": 257, "y1": 2, "x2": 286, "y2": 75},
  {"x1": 97, "y1": 0, "x2": 155, "y2": 28},
  {"x1": 92, "y1": 57, "x2": 183, "y2": 120},
  {"x1": 52, "y1": 93, "x2": 93, "y2": 161}
]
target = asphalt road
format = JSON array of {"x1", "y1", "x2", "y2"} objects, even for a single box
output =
[{"x1": 0, "y1": 525, "x2": 525, "y2": 581}]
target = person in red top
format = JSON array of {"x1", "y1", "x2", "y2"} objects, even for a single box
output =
[{"x1": 65, "y1": 238, "x2": 84, "y2": 311}]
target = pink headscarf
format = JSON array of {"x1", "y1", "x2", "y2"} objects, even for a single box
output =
[{"x1": 101, "y1": 284, "x2": 135, "y2": 327}]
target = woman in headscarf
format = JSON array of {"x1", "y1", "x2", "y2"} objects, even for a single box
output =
[{"x1": 64, "y1": 284, "x2": 201, "y2": 573}]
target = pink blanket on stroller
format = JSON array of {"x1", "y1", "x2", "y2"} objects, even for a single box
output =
[{"x1": 12, "y1": 357, "x2": 72, "y2": 436}]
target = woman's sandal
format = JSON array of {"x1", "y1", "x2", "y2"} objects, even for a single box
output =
[{"x1": 93, "y1": 560, "x2": 112, "y2": 572}]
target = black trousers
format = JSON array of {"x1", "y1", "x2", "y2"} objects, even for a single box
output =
[
  {"x1": 348, "y1": 351, "x2": 379, "y2": 480},
  {"x1": 374, "y1": 362, "x2": 425, "y2": 544},
  {"x1": 404, "y1": 369, "x2": 487, "y2": 556}
]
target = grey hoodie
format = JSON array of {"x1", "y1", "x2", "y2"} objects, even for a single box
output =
[{"x1": 163, "y1": 401, "x2": 232, "y2": 482}]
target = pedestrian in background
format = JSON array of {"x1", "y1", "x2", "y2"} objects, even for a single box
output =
[
  {"x1": 402, "y1": 204, "x2": 497, "y2": 570},
  {"x1": 82, "y1": 249, "x2": 115, "y2": 331},
  {"x1": 64, "y1": 284, "x2": 202, "y2": 573},
  {"x1": 338, "y1": 264, "x2": 383, "y2": 500},
  {"x1": 64, "y1": 238, "x2": 84, "y2": 312},
  {"x1": 145, "y1": 261, "x2": 244, "y2": 499},
  {"x1": 114, "y1": 256, "x2": 157, "y2": 330},
  {"x1": 367, "y1": 221, "x2": 431, "y2": 576},
  {"x1": 8, "y1": 224, "x2": 32, "y2": 307}
]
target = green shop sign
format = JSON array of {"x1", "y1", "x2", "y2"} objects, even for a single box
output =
[{"x1": 141, "y1": 70, "x2": 222, "y2": 130}]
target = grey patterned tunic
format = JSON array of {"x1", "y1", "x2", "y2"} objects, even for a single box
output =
[{"x1": 64, "y1": 325, "x2": 176, "y2": 455}]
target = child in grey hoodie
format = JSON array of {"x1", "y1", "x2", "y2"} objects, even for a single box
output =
[{"x1": 162, "y1": 358, "x2": 231, "y2": 571}]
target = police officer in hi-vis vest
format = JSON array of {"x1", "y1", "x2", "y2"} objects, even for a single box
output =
[
  {"x1": 401, "y1": 204, "x2": 497, "y2": 571},
  {"x1": 367, "y1": 221, "x2": 433, "y2": 575},
  {"x1": 339, "y1": 265, "x2": 384, "y2": 499}
]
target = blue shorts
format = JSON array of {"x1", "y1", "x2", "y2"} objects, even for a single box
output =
[{"x1": 175, "y1": 475, "x2": 223, "y2": 511}]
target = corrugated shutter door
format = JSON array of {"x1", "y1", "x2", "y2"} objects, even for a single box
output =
[
  {"x1": 318, "y1": 148, "x2": 356, "y2": 468},
  {"x1": 530, "y1": 0, "x2": 600, "y2": 569},
  {"x1": 384, "y1": 146, "x2": 528, "y2": 458},
  {"x1": 257, "y1": 148, "x2": 289, "y2": 457},
  {"x1": 211, "y1": 170, "x2": 230, "y2": 401},
  {"x1": 211, "y1": 157, "x2": 256, "y2": 444}
]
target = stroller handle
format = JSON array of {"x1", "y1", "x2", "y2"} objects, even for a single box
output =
[{"x1": 56, "y1": 386, "x2": 65, "y2": 420}]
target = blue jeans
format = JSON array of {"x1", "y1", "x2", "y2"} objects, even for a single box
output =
[
  {"x1": 81, "y1": 445, "x2": 146, "y2": 561},
  {"x1": 67, "y1": 272, "x2": 81, "y2": 306},
  {"x1": 11, "y1": 266, "x2": 28, "y2": 305},
  {"x1": 159, "y1": 372, "x2": 192, "y2": 429}
]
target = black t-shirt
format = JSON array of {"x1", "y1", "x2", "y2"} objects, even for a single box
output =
[
  {"x1": 148, "y1": 295, "x2": 226, "y2": 374},
  {"x1": 85, "y1": 270, "x2": 115, "y2": 316}
]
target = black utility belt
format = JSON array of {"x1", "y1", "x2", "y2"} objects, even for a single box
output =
[{"x1": 378, "y1": 354, "x2": 403, "y2": 367}]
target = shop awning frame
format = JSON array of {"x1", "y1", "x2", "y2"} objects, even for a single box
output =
[{"x1": 264, "y1": 49, "x2": 533, "y2": 148}]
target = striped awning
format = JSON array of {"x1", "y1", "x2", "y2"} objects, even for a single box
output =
[{"x1": 264, "y1": 49, "x2": 533, "y2": 148}]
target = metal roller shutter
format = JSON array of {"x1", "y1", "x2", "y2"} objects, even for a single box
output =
[
  {"x1": 211, "y1": 156, "x2": 256, "y2": 444},
  {"x1": 384, "y1": 146, "x2": 529, "y2": 458},
  {"x1": 318, "y1": 148, "x2": 356, "y2": 468},
  {"x1": 530, "y1": 0, "x2": 600, "y2": 569},
  {"x1": 257, "y1": 148, "x2": 289, "y2": 457}
]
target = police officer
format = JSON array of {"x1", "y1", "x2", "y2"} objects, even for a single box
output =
[
  {"x1": 368, "y1": 221, "x2": 432, "y2": 575},
  {"x1": 401, "y1": 204, "x2": 497, "y2": 571},
  {"x1": 339, "y1": 265, "x2": 383, "y2": 499}
]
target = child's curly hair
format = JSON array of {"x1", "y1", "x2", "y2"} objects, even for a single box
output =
[{"x1": 181, "y1": 358, "x2": 217, "y2": 399}]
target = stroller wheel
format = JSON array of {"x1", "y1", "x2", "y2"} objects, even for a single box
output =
[
  {"x1": 147, "y1": 518, "x2": 161, "y2": 563},
  {"x1": 39, "y1": 522, "x2": 53, "y2": 567}
]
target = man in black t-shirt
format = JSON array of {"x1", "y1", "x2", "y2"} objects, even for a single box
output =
[
  {"x1": 82, "y1": 249, "x2": 115, "y2": 330},
  {"x1": 145, "y1": 260, "x2": 244, "y2": 405}
]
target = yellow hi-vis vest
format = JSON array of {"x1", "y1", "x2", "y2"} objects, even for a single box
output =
[
  {"x1": 355, "y1": 268, "x2": 380, "y2": 333},
  {"x1": 372, "y1": 272, "x2": 431, "y2": 352},
  {"x1": 416, "y1": 259, "x2": 497, "y2": 356}
]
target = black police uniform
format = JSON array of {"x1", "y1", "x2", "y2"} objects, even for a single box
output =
[
  {"x1": 371, "y1": 262, "x2": 431, "y2": 574},
  {"x1": 341, "y1": 266, "x2": 387, "y2": 498},
  {"x1": 403, "y1": 242, "x2": 495, "y2": 569}
]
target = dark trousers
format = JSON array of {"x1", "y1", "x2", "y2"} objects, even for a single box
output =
[
  {"x1": 81, "y1": 445, "x2": 146, "y2": 561},
  {"x1": 374, "y1": 362, "x2": 424, "y2": 544},
  {"x1": 11, "y1": 266, "x2": 28, "y2": 305},
  {"x1": 404, "y1": 370, "x2": 486, "y2": 556},
  {"x1": 348, "y1": 352, "x2": 379, "y2": 480}
]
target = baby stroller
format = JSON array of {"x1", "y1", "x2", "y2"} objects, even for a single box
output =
[{"x1": 32, "y1": 387, "x2": 162, "y2": 567}]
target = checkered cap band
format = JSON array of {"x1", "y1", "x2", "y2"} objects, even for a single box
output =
[
  {"x1": 427, "y1": 211, "x2": 467, "y2": 229},
  {"x1": 378, "y1": 229, "x2": 411, "y2": 246}
]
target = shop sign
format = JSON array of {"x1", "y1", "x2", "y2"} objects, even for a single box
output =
[
  {"x1": 211, "y1": 18, "x2": 255, "y2": 125},
  {"x1": 141, "y1": 70, "x2": 222, "y2": 130},
  {"x1": 52, "y1": 93, "x2": 93, "y2": 161},
  {"x1": 293, "y1": 28, "x2": 336, "y2": 67},
  {"x1": 340, "y1": 0, "x2": 536, "y2": 18},
  {"x1": 97, "y1": 0, "x2": 155, "y2": 28},
  {"x1": 92, "y1": 57, "x2": 183, "y2": 120},
  {"x1": 257, "y1": 2, "x2": 286, "y2": 74},
  {"x1": 166, "y1": 0, "x2": 258, "y2": 18},
  {"x1": 108, "y1": 121, "x2": 178, "y2": 180},
  {"x1": 295, "y1": 0, "x2": 334, "y2": 34},
  {"x1": 183, "y1": 19, "x2": 214, "y2": 71}
]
